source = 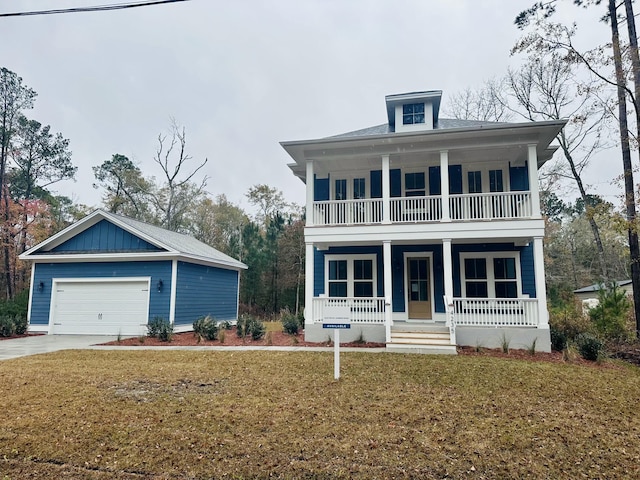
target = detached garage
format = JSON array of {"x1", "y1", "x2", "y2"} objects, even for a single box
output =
[{"x1": 20, "y1": 209, "x2": 247, "y2": 335}]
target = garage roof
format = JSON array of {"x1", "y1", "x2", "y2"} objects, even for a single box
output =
[{"x1": 20, "y1": 209, "x2": 247, "y2": 271}]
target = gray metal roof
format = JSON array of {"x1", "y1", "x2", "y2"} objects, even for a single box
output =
[
  {"x1": 573, "y1": 280, "x2": 632, "y2": 294},
  {"x1": 328, "y1": 118, "x2": 507, "y2": 140},
  {"x1": 103, "y1": 210, "x2": 247, "y2": 269}
]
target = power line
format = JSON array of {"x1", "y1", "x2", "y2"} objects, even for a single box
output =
[{"x1": 0, "y1": 0, "x2": 191, "y2": 18}]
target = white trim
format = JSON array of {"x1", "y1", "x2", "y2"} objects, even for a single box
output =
[
  {"x1": 169, "y1": 259, "x2": 178, "y2": 325},
  {"x1": 21, "y1": 252, "x2": 246, "y2": 271},
  {"x1": 48, "y1": 276, "x2": 151, "y2": 335},
  {"x1": 305, "y1": 243, "x2": 314, "y2": 324},
  {"x1": 459, "y1": 251, "x2": 522, "y2": 298},
  {"x1": 324, "y1": 254, "x2": 377, "y2": 298},
  {"x1": 403, "y1": 252, "x2": 435, "y2": 320},
  {"x1": 26, "y1": 263, "x2": 35, "y2": 326}
]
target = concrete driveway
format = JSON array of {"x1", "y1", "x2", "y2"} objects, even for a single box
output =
[{"x1": 0, "y1": 335, "x2": 118, "y2": 361}]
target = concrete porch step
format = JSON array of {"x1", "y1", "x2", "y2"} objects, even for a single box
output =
[{"x1": 387, "y1": 326, "x2": 457, "y2": 355}]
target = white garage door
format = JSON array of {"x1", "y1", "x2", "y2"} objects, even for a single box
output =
[{"x1": 51, "y1": 279, "x2": 150, "y2": 335}]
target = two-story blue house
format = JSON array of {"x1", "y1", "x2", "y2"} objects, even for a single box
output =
[{"x1": 282, "y1": 90, "x2": 565, "y2": 353}]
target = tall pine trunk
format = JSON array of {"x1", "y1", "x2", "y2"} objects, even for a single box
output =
[{"x1": 610, "y1": 0, "x2": 640, "y2": 337}]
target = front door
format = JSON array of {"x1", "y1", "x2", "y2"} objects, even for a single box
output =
[{"x1": 407, "y1": 258, "x2": 431, "y2": 319}]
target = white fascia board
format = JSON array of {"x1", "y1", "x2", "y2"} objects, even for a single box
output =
[
  {"x1": 23, "y1": 251, "x2": 247, "y2": 271},
  {"x1": 304, "y1": 220, "x2": 546, "y2": 245}
]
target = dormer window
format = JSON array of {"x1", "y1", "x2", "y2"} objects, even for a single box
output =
[{"x1": 402, "y1": 103, "x2": 425, "y2": 125}]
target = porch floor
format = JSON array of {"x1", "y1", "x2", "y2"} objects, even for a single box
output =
[{"x1": 387, "y1": 323, "x2": 457, "y2": 355}]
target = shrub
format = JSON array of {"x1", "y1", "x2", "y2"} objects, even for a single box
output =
[
  {"x1": 0, "y1": 289, "x2": 28, "y2": 318},
  {"x1": 219, "y1": 320, "x2": 232, "y2": 330},
  {"x1": 236, "y1": 314, "x2": 265, "y2": 340},
  {"x1": 588, "y1": 283, "x2": 632, "y2": 340},
  {"x1": 549, "y1": 301, "x2": 592, "y2": 341},
  {"x1": 193, "y1": 315, "x2": 218, "y2": 341},
  {"x1": 575, "y1": 333, "x2": 604, "y2": 361},
  {"x1": 11, "y1": 315, "x2": 27, "y2": 335},
  {"x1": 147, "y1": 317, "x2": 173, "y2": 342},
  {"x1": 281, "y1": 310, "x2": 301, "y2": 335},
  {"x1": 0, "y1": 316, "x2": 16, "y2": 337},
  {"x1": 550, "y1": 327, "x2": 568, "y2": 352}
]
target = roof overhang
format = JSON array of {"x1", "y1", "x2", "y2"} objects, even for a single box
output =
[{"x1": 282, "y1": 119, "x2": 567, "y2": 182}]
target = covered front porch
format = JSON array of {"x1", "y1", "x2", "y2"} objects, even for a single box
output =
[{"x1": 304, "y1": 239, "x2": 551, "y2": 352}]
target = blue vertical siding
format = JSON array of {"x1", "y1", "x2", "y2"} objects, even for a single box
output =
[
  {"x1": 370, "y1": 170, "x2": 382, "y2": 198},
  {"x1": 174, "y1": 262, "x2": 239, "y2": 325},
  {"x1": 391, "y1": 245, "x2": 445, "y2": 313},
  {"x1": 30, "y1": 261, "x2": 172, "y2": 326},
  {"x1": 520, "y1": 243, "x2": 536, "y2": 297},
  {"x1": 314, "y1": 248, "x2": 325, "y2": 296},
  {"x1": 51, "y1": 220, "x2": 161, "y2": 252},
  {"x1": 314, "y1": 175, "x2": 329, "y2": 201},
  {"x1": 509, "y1": 162, "x2": 530, "y2": 191}
]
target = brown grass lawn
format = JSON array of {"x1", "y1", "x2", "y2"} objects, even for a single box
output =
[{"x1": 1, "y1": 351, "x2": 640, "y2": 479}]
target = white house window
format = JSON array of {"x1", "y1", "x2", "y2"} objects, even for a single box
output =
[
  {"x1": 328, "y1": 259, "x2": 348, "y2": 297},
  {"x1": 468, "y1": 171, "x2": 482, "y2": 194},
  {"x1": 489, "y1": 169, "x2": 504, "y2": 192},
  {"x1": 353, "y1": 178, "x2": 366, "y2": 199},
  {"x1": 335, "y1": 179, "x2": 347, "y2": 200},
  {"x1": 326, "y1": 256, "x2": 376, "y2": 298},
  {"x1": 405, "y1": 172, "x2": 426, "y2": 197},
  {"x1": 402, "y1": 103, "x2": 425, "y2": 125},
  {"x1": 461, "y1": 253, "x2": 521, "y2": 299}
]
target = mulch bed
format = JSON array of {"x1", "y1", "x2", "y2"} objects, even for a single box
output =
[
  {"x1": 0, "y1": 333, "x2": 43, "y2": 341},
  {"x1": 108, "y1": 328, "x2": 386, "y2": 348}
]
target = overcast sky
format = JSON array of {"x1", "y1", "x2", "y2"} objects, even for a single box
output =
[{"x1": 0, "y1": 0, "x2": 616, "y2": 214}]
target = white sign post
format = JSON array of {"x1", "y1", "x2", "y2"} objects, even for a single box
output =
[{"x1": 322, "y1": 305, "x2": 351, "y2": 380}]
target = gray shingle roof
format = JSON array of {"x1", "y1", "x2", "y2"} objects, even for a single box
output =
[
  {"x1": 328, "y1": 118, "x2": 507, "y2": 140},
  {"x1": 105, "y1": 210, "x2": 246, "y2": 269},
  {"x1": 573, "y1": 280, "x2": 632, "y2": 294}
]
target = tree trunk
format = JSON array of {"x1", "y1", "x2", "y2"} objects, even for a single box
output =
[{"x1": 611, "y1": 0, "x2": 640, "y2": 337}]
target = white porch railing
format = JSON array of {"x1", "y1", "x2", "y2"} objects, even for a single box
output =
[
  {"x1": 449, "y1": 192, "x2": 532, "y2": 221},
  {"x1": 390, "y1": 196, "x2": 442, "y2": 222},
  {"x1": 313, "y1": 199, "x2": 383, "y2": 226},
  {"x1": 312, "y1": 297, "x2": 386, "y2": 324},
  {"x1": 452, "y1": 298, "x2": 539, "y2": 327},
  {"x1": 311, "y1": 191, "x2": 533, "y2": 226}
]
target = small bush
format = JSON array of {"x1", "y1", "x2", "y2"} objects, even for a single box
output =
[
  {"x1": 12, "y1": 315, "x2": 27, "y2": 335},
  {"x1": 549, "y1": 301, "x2": 592, "y2": 341},
  {"x1": 219, "y1": 320, "x2": 232, "y2": 330},
  {"x1": 550, "y1": 327, "x2": 568, "y2": 352},
  {"x1": 236, "y1": 314, "x2": 265, "y2": 340},
  {"x1": 588, "y1": 283, "x2": 632, "y2": 340},
  {"x1": 147, "y1": 317, "x2": 173, "y2": 342},
  {"x1": 219, "y1": 329, "x2": 226, "y2": 344},
  {"x1": 576, "y1": 333, "x2": 604, "y2": 361},
  {"x1": 281, "y1": 311, "x2": 301, "y2": 335},
  {"x1": 500, "y1": 333, "x2": 510, "y2": 354},
  {"x1": 193, "y1": 315, "x2": 218, "y2": 341},
  {"x1": 0, "y1": 316, "x2": 16, "y2": 337}
]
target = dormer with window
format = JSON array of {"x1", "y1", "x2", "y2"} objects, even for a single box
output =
[{"x1": 385, "y1": 90, "x2": 442, "y2": 133}]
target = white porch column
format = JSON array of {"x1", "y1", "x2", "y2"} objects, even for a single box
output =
[
  {"x1": 306, "y1": 160, "x2": 315, "y2": 227},
  {"x1": 305, "y1": 242, "x2": 314, "y2": 325},
  {"x1": 382, "y1": 155, "x2": 391, "y2": 224},
  {"x1": 440, "y1": 150, "x2": 450, "y2": 222},
  {"x1": 527, "y1": 144, "x2": 541, "y2": 218},
  {"x1": 383, "y1": 240, "x2": 393, "y2": 343},
  {"x1": 533, "y1": 236, "x2": 549, "y2": 327},
  {"x1": 442, "y1": 239, "x2": 453, "y2": 302}
]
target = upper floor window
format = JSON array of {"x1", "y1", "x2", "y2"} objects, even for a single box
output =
[
  {"x1": 405, "y1": 172, "x2": 426, "y2": 197},
  {"x1": 402, "y1": 103, "x2": 425, "y2": 125},
  {"x1": 335, "y1": 179, "x2": 347, "y2": 200},
  {"x1": 489, "y1": 169, "x2": 504, "y2": 192},
  {"x1": 353, "y1": 178, "x2": 366, "y2": 199}
]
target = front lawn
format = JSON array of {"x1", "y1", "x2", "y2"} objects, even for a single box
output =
[{"x1": 1, "y1": 351, "x2": 639, "y2": 479}]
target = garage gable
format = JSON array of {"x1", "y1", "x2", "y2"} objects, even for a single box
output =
[{"x1": 50, "y1": 219, "x2": 163, "y2": 253}]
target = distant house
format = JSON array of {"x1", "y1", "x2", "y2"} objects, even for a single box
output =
[
  {"x1": 574, "y1": 280, "x2": 633, "y2": 310},
  {"x1": 19, "y1": 209, "x2": 246, "y2": 335},
  {"x1": 282, "y1": 89, "x2": 566, "y2": 353}
]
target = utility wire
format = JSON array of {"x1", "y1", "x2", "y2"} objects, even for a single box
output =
[{"x1": 0, "y1": 0, "x2": 191, "y2": 18}]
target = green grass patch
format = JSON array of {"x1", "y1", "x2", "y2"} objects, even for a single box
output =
[{"x1": 1, "y1": 351, "x2": 639, "y2": 478}]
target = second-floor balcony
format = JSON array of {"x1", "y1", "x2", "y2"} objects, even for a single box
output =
[{"x1": 311, "y1": 191, "x2": 533, "y2": 226}]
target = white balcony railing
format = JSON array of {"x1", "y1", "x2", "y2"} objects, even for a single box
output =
[
  {"x1": 312, "y1": 297, "x2": 386, "y2": 324},
  {"x1": 390, "y1": 196, "x2": 442, "y2": 222},
  {"x1": 311, "y1": 192, "x2": 533, "y2": 226},
  {"x1": 452, "y1": 298, "x2": 539, "y2": 327},
  {"x1": 313, "y1": 199, "x2": 382, "y2": 226},
  {"x1": 449, "y1": 192, "x2": 532, "y2": 221}
]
